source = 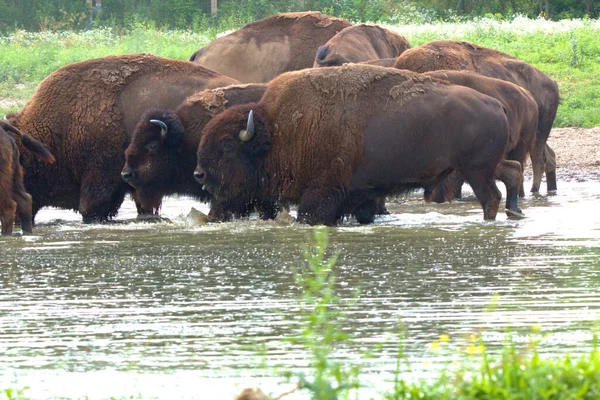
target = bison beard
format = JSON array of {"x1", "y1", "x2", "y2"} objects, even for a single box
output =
[{"x1": 197, "y1": 65, "x2": 521, "y2": 226}]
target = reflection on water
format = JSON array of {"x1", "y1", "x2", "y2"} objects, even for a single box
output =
[{"x1": 1, "y1": 180, "x2": 600, "y2": 399}]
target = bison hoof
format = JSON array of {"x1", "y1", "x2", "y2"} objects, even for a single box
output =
[
  {"x1": 547, "y1": 189, "x2": 557, "y2": 196},
  {"x1": 505, "y1": 208, "x2": 526, "y2": 220}
]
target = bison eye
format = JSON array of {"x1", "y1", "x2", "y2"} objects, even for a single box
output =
[
  {"x1": 147, "y1": 141, "x2": 159, "y2": 151},
  {"x1": 221, "y1": 141, "x2": 235, "y2": 153}
]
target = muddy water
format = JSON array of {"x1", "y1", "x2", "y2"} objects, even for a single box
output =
[{"x1": 1, "y1": 180, "x2": 599, "y2": 399}]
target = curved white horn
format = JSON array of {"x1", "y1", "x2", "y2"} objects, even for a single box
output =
[
  {"x1": 150, "y1": 119, "x2": 168, "y2": 137},
  {"x1": 239, "y1": 110, "x2": 255, "y2": 142}
]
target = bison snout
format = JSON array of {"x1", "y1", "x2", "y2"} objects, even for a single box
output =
[
  {"x1": 121, "y1": 167, "x2": 135, "y2": 183},
  {"x1": 194, "y1": 167, "x2": 206, "y2": 184}
]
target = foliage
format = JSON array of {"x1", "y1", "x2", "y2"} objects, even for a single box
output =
[
  {"x1": 1, "y1": 17, "x2": 599, "y2": 127},
  {"x1": 0, "y1": 0, "x2": 598, "y2": 32},
  {"x1": 283, "y1": 227, "x2": 362, "y2": 399}
]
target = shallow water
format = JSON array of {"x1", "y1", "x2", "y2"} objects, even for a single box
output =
[{"x1": 1, "y1": 179, "x2": 599, "y2": 399}]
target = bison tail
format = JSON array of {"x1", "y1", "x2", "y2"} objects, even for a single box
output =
[
  {"x1": 20, "y1": 133, "x2": 56, "y2": 164},
  {"x1": 0, "y1": 121, "x2": 55, "y2": 164}
]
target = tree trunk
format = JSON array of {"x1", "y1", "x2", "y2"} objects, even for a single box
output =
[
  {"x1": 510, "y1": 0, "x2": 517, "y2": 13},
  {"x1": 545, "y1": 0, "x2": 550, "y2": 19},
  {"x1": 586, "y1": 0, "x2": 592, "y2": 14},
  {"x1": 211, "y1": 0, "x2": 217, "y2": 15}
]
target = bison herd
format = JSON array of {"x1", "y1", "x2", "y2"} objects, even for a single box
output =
[{"x1": 0, "y1": 11, "x2": 560, "y2": 234}]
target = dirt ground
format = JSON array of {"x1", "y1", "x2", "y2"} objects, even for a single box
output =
[{"x1": 546, "y1": 127, "x2": 600, "y2": 182}]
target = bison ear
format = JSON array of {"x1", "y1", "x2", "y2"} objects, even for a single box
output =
[{"x1": 241, "y1": 110, "x2": 271, "y2": 158}]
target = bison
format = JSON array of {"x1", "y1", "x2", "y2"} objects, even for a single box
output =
[
  {"x1": 122, "y1": 83, "x2": 271, "y2": 221},
  {"x1": 8, "y1": 54, "x2": 238, "y2": 223},
  {"x1": 194, "y1": 64, "x2": 523, "y2": 226},
  {"x1": 189, "y1": 12, "x2": 351, "y2": 83},
  {"x1": 0, "y1": 120, "x2": 54, "y2": 235},
  {"x1": 421, "y1": 70, "x2": 539, "y2": 204},
  {"x1": 314, "y1": 24, "x2": 410, "y2": 67},
  {"x1": 359, "y1": 58, "x2": 397, "y2": 67},
  {"x1": 393, "y1": 40, "x2": 559, "y2": 194}
]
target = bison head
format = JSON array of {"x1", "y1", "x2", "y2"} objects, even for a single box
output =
[
  {"x1": 195, "y1": 104, "x2": 271, "y2": 211},
  {"x1": 122, "y1": 108, "x2": 186, "y2": 213}
]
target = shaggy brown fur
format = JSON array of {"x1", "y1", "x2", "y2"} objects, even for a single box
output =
[
  {"x1": 423, "y1": 70, "x2": 539, "y2": 203},
  {"x1": 0, "y1": 120, "x2": 54, "y2": 235},
  {"x1": 12, "y1": 54, "x2": 238, "y2": 222},
  {"x1": 189, "y1": 12, "x2": 351, "y2": 83},
  {"x1": 314, "y1": 24, "x2": 410, "y2": 67},
  {"x1": 123, "y1": 83, "x2": 268, "y2": 220},
  {"x1": 196, "y1": 64, "x2": 520, "y2": 225},
  {"x1": 393, "y1": 40, "x2": 560, "y2": 194},
  {"x1": 359, "y1": 58, "x2": 397, "y2": 67}
]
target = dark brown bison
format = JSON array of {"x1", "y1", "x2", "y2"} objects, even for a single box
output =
[
  {"x1": 314, "y1": 24, "x2": 410, "y2": 67},
  {"x1": 189, "y1": 12, "x2": 351, "y2": 83},
  {"x1": 393, "y1": 40, "x2": 559, "y2": 194},
  {"x1": 122, "y1": 83, "x2": 271, "y2": 221},
  {"x1": 421, "y1": 70, "x2": 539, "y2": 204},
  {"x1": 195, "y1": 65, "x2": 522, "y2": 226},
  {"x1": 0, "y1": 120, "x2": 54, "y2": 235},
  {"x1": 9, "y1": 54, "x2": 238, "y2": 223}
]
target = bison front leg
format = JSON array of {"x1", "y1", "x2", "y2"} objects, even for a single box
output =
[
  {"x1": 79, "y1": 170, "x2": 128, "y2": 223},
  {"x1": 494, "y1": 159, "x2": 525, "y2": 219},
  {"x1": 207, "y1": 201, "x2": 233, "y2": 222},
  {"x1": 256, "y1": 199, "x2": 280, "y2": 221},
  {"x1": 461, "y1": 169, "x2": 502, "y2": 220},
  {"x1": 352, "y1": 199, "x2": 377, "y2": 224},
  {"x1": 297, "y1": 188, "x2": 343, "y2": 226}
]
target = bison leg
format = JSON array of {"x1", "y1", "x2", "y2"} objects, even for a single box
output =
[
  {"x1": 13, "y1": 190, "x2": 33, "y2": 234},
  {"x1": 297, "y1": 188, "x2": 342, "y2": 226},
  {"x1": 531, "y1": 142, "x2": 557, "y2": 194},
  {"x1": 544, "y1": 143, "x2": 557, "y2": 193},
  {"x1": 207, "y1": 201, "x2": 233, "y2": 222},
  {"x1": 256, "y1": 200, "x2": 280, "y2": 221},
  {"x1": 494, "y1": 159, "x2": 525, "y2": 219},
  {"x1": 1, "y1": 199, "x2": 17, "y2": 235},
  {"x1": 506, "y1": 145, "x2": 528, "y2": 198},
  {"x1": 462, "y1": 169, "x2": 501, "y2": 220},
  {"x1": 79, "y1": 172, "x2": 128, "y2": 223},
  {"x1": 353, "y1": 199, "x2": 377, "y2": 225},
  {"x1": 375, "y1": 196, "x2": 390, "y2": 215},
  {"x1": 425, "y1": 170, "x2": 462, "y2": 204}
]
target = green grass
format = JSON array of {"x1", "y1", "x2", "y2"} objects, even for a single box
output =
[{"x1": 1, "y1": 17, "x2": 599, "y2": 127}]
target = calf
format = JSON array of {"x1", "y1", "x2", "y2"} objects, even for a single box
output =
[{"x1": 0, "y1": 120, "x2": 54, "y2": 235}]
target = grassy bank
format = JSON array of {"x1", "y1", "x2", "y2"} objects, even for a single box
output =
[{"x1": 0, "y1": 17, "x2": 599, "y2": 127}]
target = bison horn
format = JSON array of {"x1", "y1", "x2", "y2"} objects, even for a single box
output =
[
  {"x1": 150, "y1": 119, "x2": 168, "y2": 137},
  {"x1": 239, "y1": 110, "x2": 255, "y2": 142}
]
